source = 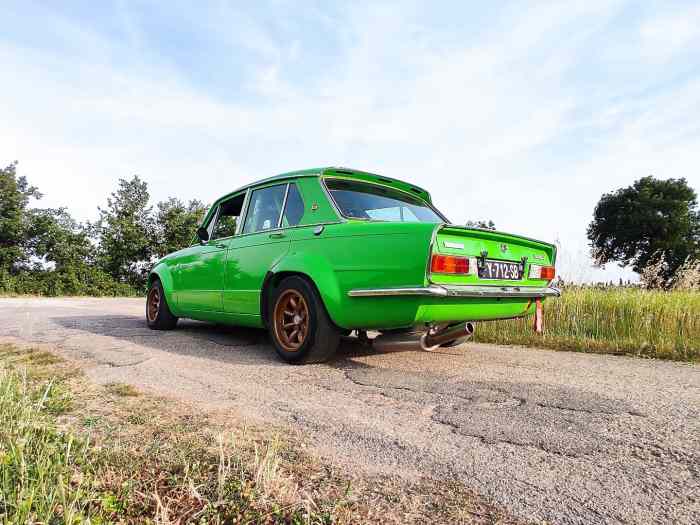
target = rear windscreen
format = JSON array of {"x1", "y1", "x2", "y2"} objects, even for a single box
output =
[{"x1": 325, "y1": 179, "x2": 444, "y2": 223}]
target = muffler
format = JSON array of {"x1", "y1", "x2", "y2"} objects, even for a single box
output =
[
  {"x1": 420, "y1": 322, "x2": 474, "y2": 351},
  {"x1": 371, "y1": 329, "x2": 422, "y2": 352}
]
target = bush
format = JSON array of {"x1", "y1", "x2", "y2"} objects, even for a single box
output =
[{"x1": 0, "y1": 267, "x2": 137, "y2": 297}]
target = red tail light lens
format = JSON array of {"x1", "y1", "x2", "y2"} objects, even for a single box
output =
[
  {"x1": 431, "y1": 254, "x2": 469, "y2": 274},
  {"x1": 541, "y1": 266, "x2": 556, "y2": 280},
  {"x1": 529, "y1": 264, "x2": 556, "y2": 280}
]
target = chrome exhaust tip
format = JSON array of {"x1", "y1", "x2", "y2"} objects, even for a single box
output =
[{"x1": 420, "y1": 322, "x2": 474, "y2": 351}]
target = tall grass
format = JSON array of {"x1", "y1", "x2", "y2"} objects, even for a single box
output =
[
  {"x1": 474, "y1": 288, "x2": 700, "y2": 361},
  {"x1": 0, "y1": 370, "x2": 94, "y2": 523},
  {"x1": 0, "y1": 350, "x2": 340, "y2": 524}
]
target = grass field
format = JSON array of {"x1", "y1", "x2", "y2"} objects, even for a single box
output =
[{"x1": 473, "y1": 287, "x2": 700, "y2": 361}]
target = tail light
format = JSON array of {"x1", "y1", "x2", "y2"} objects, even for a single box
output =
[
  {"x1": 431, "y1": 254, "x2": 469, "y2": 274},
  {"x1": 529, "y1": 264, "x2": 555, "y2": 280}
]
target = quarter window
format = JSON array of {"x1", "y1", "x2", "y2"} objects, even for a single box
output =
[
  {"x1": 282, "y1": 184, "x2": 304, "y2": 227},
  {"x1": 242, "y1": 184, "x2": 287, "y2": 234}
]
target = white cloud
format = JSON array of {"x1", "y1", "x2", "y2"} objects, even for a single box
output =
[
  {"x1": 640, "y1": 5, "x2": 700, "y2": 62},
  {"x1": 2, "y1": 1, "x2": 699, "y2": 283}
]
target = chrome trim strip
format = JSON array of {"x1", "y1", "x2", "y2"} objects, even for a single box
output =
[
  {"x1": 441, "y1": 285, "x2": 561, "y2": 298},
  {"x1": 235, "y1": 188, "x2": 251, "y2": 236},
  {"x1": 206, "y1": 204, "x2": 221, "y2": 239},
  {"x1": 318, "y1": 171, "x2": 345, "y2": 221},
  {"x1": 348, "y1": 285, "x2": 561, "y2": 298},
  {"x1": 277, "y1": 183, "x2": 291, "y2": 229},
  {"x1": 348, "y1": 287, "x2": 448, "y2": 297}
]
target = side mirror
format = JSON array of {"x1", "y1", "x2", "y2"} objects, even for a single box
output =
[{"x1": 196, "y1": 226, "x2": 209, "y2": 244}]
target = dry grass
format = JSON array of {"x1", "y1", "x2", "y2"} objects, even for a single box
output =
[
  {"x1": 104, "y1": 382, "x2": 140, "y2": 397},
  {"x1": 0, "y1": 345, "x2": 339, "y2": 523},
  {"x1": 0, "y1": 343, "x2": 516, "y2": 524},
  {"x1": 474, "y1": 287, "x2": 700, "y2": 361}
]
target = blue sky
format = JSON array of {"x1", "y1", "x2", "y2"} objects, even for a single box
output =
[{"x1": 3, "y1": 1, "x2": 700, "y2": 281}]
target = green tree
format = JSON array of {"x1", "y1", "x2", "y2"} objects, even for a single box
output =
[
  {"x1": 0, "y1": 162, "x2": 41, "y2": 272},
  {"x1": 154, "y1": 197, "x2": 207, "y2": 257},
  {"x1": 26, "y1": 208, "x2": 92, "y2": 269},
  {"x1": 587, "y1": 176, "x2": 700, "y2": 281},
  {"x1": 23, "y1": 208, "x2": 133, "y2": 296},
  {"x1": 93, "y1": 175, "x2": 155, "y2": 290}
]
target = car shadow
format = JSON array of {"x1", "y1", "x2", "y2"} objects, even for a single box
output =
[
  {"x1": 52, "y1": 314, "x2": 283, "y2": 366},
  {"x1": 50, "y1": 314, "x2": 427, "y2": 368}
]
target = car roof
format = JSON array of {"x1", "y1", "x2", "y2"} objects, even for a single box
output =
[{"x1": 213, "y1": 166, "x2": 433, "y2": 206}]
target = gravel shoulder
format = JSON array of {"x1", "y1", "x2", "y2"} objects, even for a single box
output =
[{"x1": 1, "y1": 297, "x2": 698, "y2": 524}]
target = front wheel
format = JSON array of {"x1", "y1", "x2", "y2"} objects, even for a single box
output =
[
  {"x1": 269, "y1": 276, "x2": 340, "y2": 364},
  {"x1": 146, "y1": 279, "x2": 178, "y2": 330}
]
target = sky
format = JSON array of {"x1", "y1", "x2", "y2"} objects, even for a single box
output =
[{"x1": 2, "y1": 0, "x2": 700, "y2": 282}]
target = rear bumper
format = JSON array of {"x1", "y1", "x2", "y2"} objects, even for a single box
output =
[{"x1": 348, "y1": 284, "x2": 561, "y2": 299}]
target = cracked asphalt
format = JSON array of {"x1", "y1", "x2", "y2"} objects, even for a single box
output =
[{"x1": 1, "y1": 297, "x2": 698, "y2": 524}]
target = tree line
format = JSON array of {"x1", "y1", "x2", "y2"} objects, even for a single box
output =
[
  {"x1": 0, "y1": 162, "x2": 206, "y2": 295},
  {"x1": 1, "y1": 161, "x2": 698, "y2": 296}
]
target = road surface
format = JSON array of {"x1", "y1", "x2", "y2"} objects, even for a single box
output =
[{"x1": 1, "y1": 297, "x2": 698, "y2": 524}]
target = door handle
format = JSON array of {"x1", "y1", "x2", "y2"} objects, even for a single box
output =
[
  {"x1": 214, "y1": 243, "x2": 227, "y2": 248},
  {"x1": 269, "y1": 232, "x2": 285, "y2": 239}
]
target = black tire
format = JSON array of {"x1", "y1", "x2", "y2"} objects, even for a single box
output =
[
  {"x1": 146, "y1": 279, "x2": 178, "y2": 330},
  {"x1": 269, "y1": 276, "x2": 340, "y2": 364}
]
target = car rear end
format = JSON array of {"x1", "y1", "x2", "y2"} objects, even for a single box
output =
[
  {"x1": 320, "y1": 167, "x2": 559, "y2": 337},
  {"x1": 413, "y1": 225, "x2": 559, "y2": 325},
  {"x1": 348, "y1": 224, "x2": 559, "y2": 322}
]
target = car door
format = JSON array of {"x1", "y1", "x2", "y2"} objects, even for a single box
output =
[
  {"x1": 223, "y1": 183, "x2": 299, "y2": 316},
  {"x1": 176, "y1": 192, "x2": 245, "y2": 313}
]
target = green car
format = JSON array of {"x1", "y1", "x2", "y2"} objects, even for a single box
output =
[{"x1": 146, "y1": 167, "x2": 559, "y2": 363}]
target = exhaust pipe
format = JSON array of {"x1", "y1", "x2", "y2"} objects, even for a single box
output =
[
  {"x1": 420, "y1": 322, "x2": 474, "y2": 351},
  {"x1": 372, "y1": 329, "x2": 422, "y2": 352}
]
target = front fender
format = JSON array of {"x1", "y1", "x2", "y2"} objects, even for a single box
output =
[{"x1": 149, "y1": 262, "x2": 180, "y2": 315}]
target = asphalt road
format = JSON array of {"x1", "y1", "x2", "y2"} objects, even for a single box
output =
[{"x1": 1, "y1": 297, "x2": 698, "y2": 524}]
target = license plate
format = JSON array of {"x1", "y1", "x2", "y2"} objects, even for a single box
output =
[{"x1": 478, "y1": 259, "x2": 521, "y2": 280}]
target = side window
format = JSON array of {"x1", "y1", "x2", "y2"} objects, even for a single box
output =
[
  {"x1": 242, "y1": 185, "x2": 286, "y2": 234},
  {"x1": 210, "y1": 193, "x2": 245, "y2": 240},
  {"x1": 282, "y1": 184, "x2": 304, "y2": 227}
]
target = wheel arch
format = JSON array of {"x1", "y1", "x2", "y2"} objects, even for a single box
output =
[
  {"x1": 147, "y1": 271, "x2": 160, "y2": 287},
  {"x1": 148, "y1": 263, "x2": 173, "y2": 289},
  {"x1": 260, "y1": 260, "x2": 346, "y2": 330},
  {"x1": 148, "y1": 263, "x2": 178, "y2": 310}
]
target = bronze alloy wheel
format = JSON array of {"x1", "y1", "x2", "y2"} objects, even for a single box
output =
[
  {"x1": 273, "y1": 289, "x2": 310, "y2": 351},
  {"x1": 147, "y1": 286, "x2": 160, "y2": 323}
]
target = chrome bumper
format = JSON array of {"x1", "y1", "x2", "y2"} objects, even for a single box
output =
[{"x1": 348, "y1": 284, "x2": 561, "y2": 299}]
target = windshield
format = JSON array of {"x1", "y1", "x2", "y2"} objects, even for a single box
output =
[{"x1": 325, "y1": 179, "x2": 445, "y2": 223}]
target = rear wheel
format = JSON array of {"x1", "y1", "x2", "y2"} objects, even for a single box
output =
[
  {"x1": 269, "y1": 276, "x2": 340, "y2": 364},
  {"x1": 146, "y1": 279, "x2": 178, "y2": 330}
]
